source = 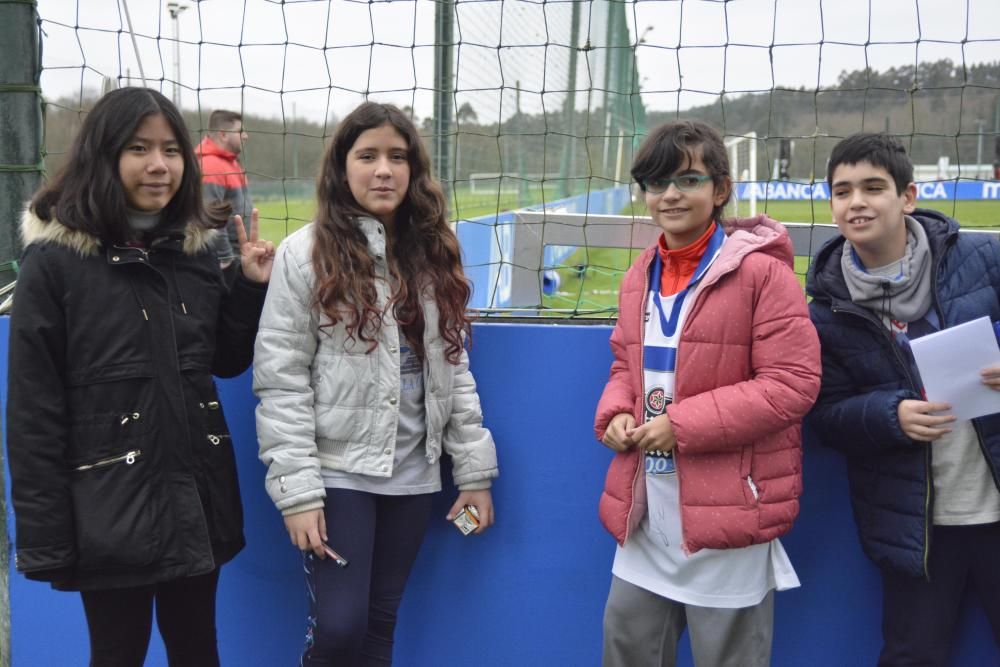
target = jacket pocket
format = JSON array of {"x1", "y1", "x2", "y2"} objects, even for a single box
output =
[
  {"x1": 70, "y1": 408, "x2": 153, "y2": 464},
  {"x1": 739, "y1": 445, "x2": 758, "y2": 505},
  {"x1": 190, "y1": 379, "x2": 244, "y2": 545},
  {"x1": 70, "y1": 449, "x2": 162, "y2": 570},
  {"x1": 316, "y1": 405, "x2": 373, "y2": 446}
]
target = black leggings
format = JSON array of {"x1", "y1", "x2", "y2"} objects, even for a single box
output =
[
  {"x1": 301, "y1": 489, "x2": 434, "y2": 666},
  {"x1": 80, "y1": 568, "x2": 220, "y2": 667}
]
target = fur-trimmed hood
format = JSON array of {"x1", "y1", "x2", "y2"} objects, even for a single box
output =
[{"x1": 20, "y1": 208, "x2": 218, "y2": 257}]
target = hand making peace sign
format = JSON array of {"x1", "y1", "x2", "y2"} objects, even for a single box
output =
[{"x1": 234, "y1": 208, "x2": 275, "y2": 284}]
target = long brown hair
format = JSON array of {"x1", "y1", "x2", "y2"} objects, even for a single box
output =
[{"x1": 312, "y1": 102, "x2": 471, "y2": 363}]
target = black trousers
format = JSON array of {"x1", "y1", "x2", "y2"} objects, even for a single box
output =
[
  {"x1": 80, "y1": 568, "x2": 221, "y2": 667},
  {"x1": 879, "y1": 521, "x2": 1000, "y2": 666},
  {"x1": 300, "y1": 489, "x2": 434, "y2": 667}
]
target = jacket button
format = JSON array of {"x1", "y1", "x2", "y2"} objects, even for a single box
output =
[
  {"x1": 383, "y1": 448, "x2": 391, "y2": 455},
  {"x1": 389, "y1": 397, "x2": 397, "y2": 405},
  {"x1": 380, "y1": 465, "x2": 388, "y2": 472},
  {"x1": 279, "y1": 476, "x2": 286, "y2": 483},
  {"x1": 112, "y1": 255, "x2": 120, "y2": 262},
  {"x1": 280, "y1": 485, "x2": 287, "y2": 493}
]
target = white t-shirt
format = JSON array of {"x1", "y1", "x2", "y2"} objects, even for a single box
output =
[{"x1": 612, "y1": 235, "x2": 800, "y2": 608}]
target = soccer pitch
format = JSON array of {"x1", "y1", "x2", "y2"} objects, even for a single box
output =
[
  {"x1": 254, "y1": 185, "x2": 563, "y2": 244},
  {"x1": 254, "y1": 194, "x2": 998, "y2": 315}
]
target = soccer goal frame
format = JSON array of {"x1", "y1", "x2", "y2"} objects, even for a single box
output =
[{"x1": 726, "y1": 132, "x2": 758, "y2": 219}]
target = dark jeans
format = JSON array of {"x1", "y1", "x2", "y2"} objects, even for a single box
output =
[
  {"x1": 301, "y1": 488, "x2": 434, "y2": 667},
  {"x1": 80, "y1": 568, "x2": 221, "y2": 667},
  {"x1": 879, "y1": 521, "x2": 1000, "y2": 666}
]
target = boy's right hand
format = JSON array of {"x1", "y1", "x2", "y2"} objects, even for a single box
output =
[
  {"x1": 898, "y1": 399, "x2": 955, "y2": 442},
  {"x1": 602, "y1": 413, "x2": 636, "y2": 451},
  {"x1": 283, "y1": 508, "x2": 328, "y2": 558}
]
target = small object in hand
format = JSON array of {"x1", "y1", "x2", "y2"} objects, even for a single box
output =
[
  {"x1": 321, "y1": 542, "x2": 349, "y2": 568},
  {"x1": 452, "y1": 504, "x2": 481, "y2": 536}
]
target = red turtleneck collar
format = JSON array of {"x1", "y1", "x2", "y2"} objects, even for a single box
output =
[{"x1": 656, "y1": 221, "x2": 717, "y2": 296}]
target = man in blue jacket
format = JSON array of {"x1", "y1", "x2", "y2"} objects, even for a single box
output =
[{"x1": 807, "y1": 133, "x2": 1000, "y2": 666}]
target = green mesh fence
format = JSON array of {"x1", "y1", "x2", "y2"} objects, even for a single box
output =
[{"x1": 21, "y1": 0, "x2": 1000, "y2": 317}]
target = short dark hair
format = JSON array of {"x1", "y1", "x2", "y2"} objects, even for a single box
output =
[
  {"x1": 209, "y1": 110, "x2": 242, "y2": 131},
  {"x1": 826, "y1": 133, "x2": 913, "y2": 195},
  {"x1": 631, "y1": 120, "x2": 732, "y2": 222},
  {"x1": 31, "y1": 87, "x2": 223, "y2": 244}
]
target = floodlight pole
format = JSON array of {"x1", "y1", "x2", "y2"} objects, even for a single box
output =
[
  {"x1": 433, "y1": 0, "x2": 455, "y2": 203},
  {"x1": 167, "y1": 2, "x2": 188, "y2": 109},
  {"x1": 558, "y1": 0, "x2": 582, "y2": 198}
]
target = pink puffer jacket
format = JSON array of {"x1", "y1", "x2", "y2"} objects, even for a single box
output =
[{"x1": 594, "y1": 216, "x2": 821, "y2": 553}]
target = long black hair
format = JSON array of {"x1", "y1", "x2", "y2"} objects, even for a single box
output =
[{"x1": 30, "y1": 87, "x2": 226, "y2": 243}]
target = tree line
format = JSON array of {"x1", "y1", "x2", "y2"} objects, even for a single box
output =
[{"x1": 39, "y1": 58, "x2": 1000, "y2": 194}]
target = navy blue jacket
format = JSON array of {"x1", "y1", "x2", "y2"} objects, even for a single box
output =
[{"x1": 806, "y1": 209, "x2": 1000, "y2": 578}]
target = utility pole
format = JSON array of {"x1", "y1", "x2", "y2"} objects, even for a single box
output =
[
  {"x1": 975, "y1": 119, "x2": 985, "y2": 179},
  {"x1": 515, "y1": 82, "x2": 527, "y2": 207},
  {"x1": 291, "y1": 102, "x2": 299, "y2": 180}
]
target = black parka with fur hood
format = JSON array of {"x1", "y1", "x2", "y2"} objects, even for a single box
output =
[{"x1": 6, "y1": 211, "x2": 265, "y2": 591}]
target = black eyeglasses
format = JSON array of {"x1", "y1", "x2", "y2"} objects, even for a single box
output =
[{"x1": 640, "y1": 174, "x2": 712, "y2": 194}]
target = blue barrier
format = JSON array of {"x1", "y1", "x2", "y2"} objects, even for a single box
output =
[
  {"x1": 4, "y1": 319, "x2": 998, "y2": 665},
  {"x1": 735, "y1": 180, "x2": 1000, "y2": 201}
]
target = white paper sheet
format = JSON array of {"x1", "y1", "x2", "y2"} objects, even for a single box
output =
[{"x1": 909, "y1": 316, "x2": 1000, "y2": 421}]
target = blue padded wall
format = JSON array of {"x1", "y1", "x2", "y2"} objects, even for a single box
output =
[{"x1": 3, "y1": 319, "x2": 998, "y2": 665}]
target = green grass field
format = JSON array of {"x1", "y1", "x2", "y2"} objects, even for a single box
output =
[
  {"x1": 254, "y1": 193, "x2": 998, "y2": 315},
  {"x1": 542, "y1": 198, "x2": 1000, "y2": 314},
  {"x1": 253, "y1": 182, "x2": 578, "y2": 243}
]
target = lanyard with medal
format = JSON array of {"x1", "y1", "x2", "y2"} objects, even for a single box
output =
[
  {"x1": 647, "y1": 227, "x2": 723, "y2": 338},
  {"x1": 644, "y1": 228, "x2": 723, "y2": 471}
]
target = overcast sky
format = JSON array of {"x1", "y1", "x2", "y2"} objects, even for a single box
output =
[{"x1": 37, "y1": 0, "x2": 1000, "y2": 126}]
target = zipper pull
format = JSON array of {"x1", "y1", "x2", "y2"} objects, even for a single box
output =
[
  {"x1": 747, "y1": 475, "x2": 759, "y2": 501},
  {"x1": 126, "y1": 451, "x2": 137, "y2": 465},
  {"x1": 207, "y1": 401, "x2": 220, "y2": 410},
  {"x1": 208, "y1": 435, "x2": 221, "y2": 446},
  {"x1": 120, "y1": 414, "x2": 131, "y2": 425}
]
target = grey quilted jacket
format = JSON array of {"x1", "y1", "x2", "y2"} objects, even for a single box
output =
[{"x1": 253, "y1": 219, "x2": 498, "y2": 515}]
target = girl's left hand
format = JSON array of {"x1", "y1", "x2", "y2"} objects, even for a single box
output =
[
  {"x1": 447, "y1": 489, "x2": 494, "y2": 535},
  {"x1": 982, "y1": 364, "x2": 1000, "y2": 391},
  {"x1": 630, "y1": 413, "x2": 677, "y2": 454},
  {"x1": 235, "y1": 208, "x2": 275, "y2": 284}
]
